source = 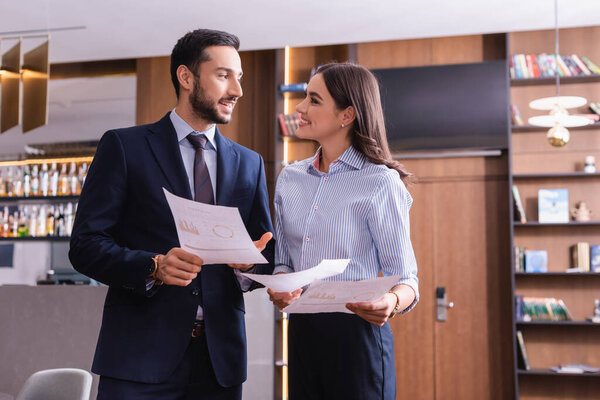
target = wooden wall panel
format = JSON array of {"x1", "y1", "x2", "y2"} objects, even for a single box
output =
[
  {"x1": 519, "y1": 375, "x2": 600, "y2": 400},
  {"x1": 136, "y1": 56, "x2": 176, "y2": 125}
]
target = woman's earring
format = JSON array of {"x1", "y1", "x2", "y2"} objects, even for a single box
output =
[{"x1": 341, "y1": 123, "x2": 345, "y2": 128}]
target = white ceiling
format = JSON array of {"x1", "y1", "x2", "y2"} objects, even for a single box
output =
[{"x1": 1, "y1": 0, "x2": 600, "y2": 63}]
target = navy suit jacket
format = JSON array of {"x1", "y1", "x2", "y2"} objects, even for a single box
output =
[{"x1": 69, "y1": 112, "x2": 274, "y2": 386}]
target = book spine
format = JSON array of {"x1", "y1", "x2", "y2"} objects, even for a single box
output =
[
  {"x1": 572, "y1": 54, "x2": 592, "y2": 75},
  {"x1": 555, "y1": 55, "x2": 570, "y2": 76},
  {"x1": 512, "y1": 185, "x2": 527, "y2": 223},
  {"x1": 277, "y1": 113, "x2": 289, "y2": 136},
  {"x1": 582, "y1": 56, "x2": 600, "y2": 74},
  {"x1": 279, "y1": 83, "x2": 308, "y2": 92}
]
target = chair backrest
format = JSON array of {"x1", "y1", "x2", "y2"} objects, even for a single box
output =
[{"x1": 16, "y1": 368, "x2": 92, "y2": 400}]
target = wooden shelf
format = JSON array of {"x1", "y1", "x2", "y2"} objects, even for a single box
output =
[
  {"x1": 0, "y1": 195, "x2": 80, "y2": 203},
  {"x1": 511, "y1": 75, "x2": 600, "y2": 86},
  {"x1": 517, "y1": 321, "x2": 600, "y2": 327},
  {"x1": 513, "y1": 172, "x2": 600, "y2": 179},
  {"x1": 518, "y1": 369, "x2": 600, "y2": 377},
  {"x1": 512, "y1": 122, "x2": 600, "y2": 133},
  {"x1": 513, "y1": 221, "x2": 600, "y2": 227},
  {"x1": 0, "y1": 236, "x2": 70, "y2": 242},
  {"x1": 515, "y1": 272, "x2": 600, "y2": 276}
]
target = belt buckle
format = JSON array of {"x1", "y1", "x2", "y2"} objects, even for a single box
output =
[{"x1": 192, "y1": 320, "x2": 204, "y2": 337}]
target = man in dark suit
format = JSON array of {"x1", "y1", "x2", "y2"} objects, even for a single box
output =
[{"x1": 69, "y1": 29, "x2": 274, "y2": 399}]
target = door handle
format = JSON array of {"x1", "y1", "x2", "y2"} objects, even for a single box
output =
[{"x1": 436, "y1": 287, "x2": 454, "y2": 322}]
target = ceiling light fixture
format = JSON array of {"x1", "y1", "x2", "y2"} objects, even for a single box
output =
[{"x1": 527, "y1": 0, "x2": 591, "y2": 147}]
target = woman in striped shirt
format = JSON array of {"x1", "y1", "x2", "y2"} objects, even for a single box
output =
[{"x1": 268, "y1": 62, "x2": 419, "y2": 399}]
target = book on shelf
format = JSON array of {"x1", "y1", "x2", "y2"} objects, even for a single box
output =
[
  {"x1": 570, "y1": 242, "x2": 590, "y2": 271},
  {"x1": 550, "y1": 364, "x2": 600, "y2": 374},
  {"x1": 277, "y1": 113, "x2": 300, "y2": 137},
  {"x1": 590, "y1": 102, "x2": 600, "y2": 116},
  {"x1": 279, "y1": 83, "x2": 308, "y2": 93},
  {"x1": 582, "y1": 56, "x2": 600, "y2": 75},
  {"x1": 516, "y1": 296, "x2": 572, "y2": 322},
  {"x1": 524, "y1": 250, "x2": 548, "y2": 273},
  {"x1": 514, "y1": 246, "x2": 527, "y2": 272},
  {"x1": 512, "y1": 185, "x2": 527, "y2": 223},
  {"x1": 511, "y1": 104, "x2": 524, "y2": 126},
  {"x1": 516, "y1": 331, "x2": 531, "y2": 371},
  {"x1": 591, "y1": 245, "x2": 600, "y2": 272},
  {"x1": 538, "y1": 189, "x2": 569, "y2": 223}
]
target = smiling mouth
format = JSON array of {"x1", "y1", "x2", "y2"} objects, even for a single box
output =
[
  {"x1": 219, "y1": 99, "x2": 237, "y2": 111},
  {"x1": 298, "y1": 116, "x2": 310, "y2": 127}
]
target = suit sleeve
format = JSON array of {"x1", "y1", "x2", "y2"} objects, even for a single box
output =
[
  {"x1": 69, "y1": 130, "x2": 155, "y2": 296},
  {"x1": 243, "y1": 154, "x2": 275, "y2": 290}
]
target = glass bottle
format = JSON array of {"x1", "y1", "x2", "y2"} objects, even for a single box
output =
[
  {"x1": 17, "y1": 208, "x2": 28, "y2": 237},
  {"x1": 5, "y1": 167, "x2": 14, "y2": 197},
  {"x1": 23, "y1": 166, "x2": 31, "y2": 197},
  {"x1": 0, "y1": 169, "x2": 5, "y2": 197},
  {"x1": 46, "y1": 205, "x2": 55, "y2": 236},
  {"x1": 49, "y1": 162, "x2": 59, "y2": 196},
  {"x1": 38, "y1": 163, "x2": 48, "y2": 196},
  {"x1": 28, "y1": 206, "x2": 38, "y2": 237},
  {"x1": 79, "y1": 163, "x2": 88, "y2": 191},
  {"x1": 0, "y1": 207, "x2": 9, "y2": 237},
  {"x1": 69, "y1": 162, "x2": 79, "y2": 195},
  {"x1": 59, "y1": 163, "x2": 70, "y2": 196},
  {"x1": 37, "y1": 205, "x2": 47, "y2": 237},
  {"x1": 65, "y1": 202, "x2": 74, "y2": 237},
  {"x1": 31, "y1": 164, "x2": 41, "y2": 196}
]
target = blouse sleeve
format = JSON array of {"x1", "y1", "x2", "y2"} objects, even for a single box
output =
[
  {"x1": 273, "y1": 168, "x2": 294, "y2": 275},
  {"x1": 367, "y1": 169, "x2": 419, "y2": 313}
]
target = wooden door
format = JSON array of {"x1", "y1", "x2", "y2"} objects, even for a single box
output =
[{"x1": 392, "y1": 156, "x2": 513, "y2": 400}]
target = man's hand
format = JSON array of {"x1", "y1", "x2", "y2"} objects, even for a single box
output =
[
  {"x1": 345, "y1": 293, "x2": 397, "y2": 326},
  {"x1": 228, "y1": 232, "x2": 273, "y2": 272},
  {"x1": 154, "y1": 248, "x2": 204, "y2": 286},
  {"x1": 267, "y1": 287, "x2": 303, "y2": 310}
]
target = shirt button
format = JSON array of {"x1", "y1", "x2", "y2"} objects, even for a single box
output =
[
  {"x1": 192, "y1": 288, "x2": 200, "y2": 296},
  {"x1": 314, "y1": 205, "x2": 318, "y2": 210},
  {"x1": 324, "y1": 176, "x2": 328, "y2": 181},
  {"x1": 306, "y1": 236, "x2": 310, "y2": 242}
]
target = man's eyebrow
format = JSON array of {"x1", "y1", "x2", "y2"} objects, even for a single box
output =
[
  {"x1": 216, "y1": 67, "x2": 243, "y2": 77},
  {"x1": 308, "y1": 91, "x2": 322, "y2": 100}
]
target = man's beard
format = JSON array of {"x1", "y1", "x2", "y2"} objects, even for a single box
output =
[{"x1": 189, "y1": 78, "x2": 234, "y2": 125}]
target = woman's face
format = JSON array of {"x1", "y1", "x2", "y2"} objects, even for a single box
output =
[{"x1": 295, "y1": 73, "x2": 344, "y2": 142}]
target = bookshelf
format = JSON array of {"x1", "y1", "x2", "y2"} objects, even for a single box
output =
[{"x1": 509, "y1": 26, "x2": 600, "y2": 399}]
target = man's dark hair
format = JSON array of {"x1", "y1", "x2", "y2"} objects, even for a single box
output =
[{"x1": 170, "y1": 29, "x2": 240, "y2": 98}]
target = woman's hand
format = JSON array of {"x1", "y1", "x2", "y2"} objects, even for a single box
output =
[
  {"x1": 346, "y1": 293, "x2": 397, "y2": 326},
  {"x1": 267, "y1": 288, "x2": 303, "y2": 310}
]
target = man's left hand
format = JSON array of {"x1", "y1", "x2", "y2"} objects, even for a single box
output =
[{"x1": 228, "y1": 232, "x2": 273, "y2": 272}]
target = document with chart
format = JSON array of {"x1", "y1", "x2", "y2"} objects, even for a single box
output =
[{"x1": 163, "y1": 188, "x2": 267, "y2": 265}]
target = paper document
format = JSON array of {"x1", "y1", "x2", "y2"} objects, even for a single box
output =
[
  {"x1": 241, "y1": 259, "x2": 350, "y2": 292},
  {"x1": 283, "y1": 275, "x2": 401, "y2": 314},
  {"x1": 163, "y1": 188, "x2": 268, "y2": 265}
]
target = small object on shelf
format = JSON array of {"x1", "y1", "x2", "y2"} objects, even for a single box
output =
[
  {"x1": 586, "y1": 299, "x2": 600, "y2": 323},
  {"x1": 512, "y1": 185, "x2": 527, "y2": 223},
  {"x1": 571, "y1": 201, "x2": 592, "y2": 222},
  {"x1": 279, "y1": 82, "x2": 308, "y2": 93},
  {"x1": 538, "y1": 189, "x2": 569, "y2": 223},
  {"x1": 525, "y1": 250, "x2": 548, "y2": 273},
  {"x1": 570, "y1": 242, "x2": 590, "y2": 271},
  {"x1": 584, "y1": 155, "x2": 597, "y2": 173},
  {"x1": 590, "y1": 101, "x2": 600, "y2": 116},
  {"x1": 516, "y1": 331, "x2": 530, "y2": 370}
]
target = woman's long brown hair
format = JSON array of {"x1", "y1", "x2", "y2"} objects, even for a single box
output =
[{"x1": 318, "y1": 62, "x2": 413, "y2": 184}]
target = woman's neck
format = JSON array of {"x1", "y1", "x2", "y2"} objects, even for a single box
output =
[{"x1": 319, "y1": 136, "x2": 352, "y2": 173}]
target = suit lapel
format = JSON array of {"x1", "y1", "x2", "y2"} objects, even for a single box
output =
[
  {"x1": 215, "y1": 127, "x2": 240, "y2": 206},
  {"x1": 146, "y1": 113, "x2": 193, "y2": 200}
]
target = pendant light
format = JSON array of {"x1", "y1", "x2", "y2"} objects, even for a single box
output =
[{"x1": 527, "y1": 0, "x2": 591, "y2": 147}]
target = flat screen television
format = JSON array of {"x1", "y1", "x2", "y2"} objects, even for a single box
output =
[{"x1": 372, "y1": 61, "x2": 509, "y2": 153}]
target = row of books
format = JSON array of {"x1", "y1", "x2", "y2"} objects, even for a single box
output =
[
  {"x1": 513, "y1": 245, "x2": 600, "y2": 273},
  {"x1": 277, "y1": 113, "x2": 300, "y2": 136},
  {"x1": 513, "y1": 186, "x2": 573, "y2": 224},
  {"x1": 515, "y1": 295, "x2": 572, "y2": 322},
  {"x1": 510, "y1": 53, "x2": 600, "y2": 79}
]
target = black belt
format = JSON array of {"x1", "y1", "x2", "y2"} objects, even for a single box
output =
[{"x1": 192, "y1": 320, "x2": 205, "y2": 338}]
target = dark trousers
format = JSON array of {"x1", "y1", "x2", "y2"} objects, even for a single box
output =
[
  {"x1": 97, "y1": 328, "x2": 242, "y2": 400},
  {"x1": 288, "y1": 313, "x2": 396, "y2": 400}
]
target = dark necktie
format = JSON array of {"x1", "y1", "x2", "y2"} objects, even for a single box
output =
[{"x1": 187, "y1": 133, "x2": 215, "y2": 205}]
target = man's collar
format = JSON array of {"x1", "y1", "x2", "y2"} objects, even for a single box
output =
[{"x1": 170, "y1": 109, "x2": 217, "y2": 150}]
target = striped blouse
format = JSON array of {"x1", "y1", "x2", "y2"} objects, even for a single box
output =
[{"x1": 274, "y1": 145, "x2": 419, "y2": 311}]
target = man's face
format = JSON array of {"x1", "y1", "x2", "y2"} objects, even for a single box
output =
[{"x1": 189, "y1": 46, "x2": 243, "y2": 124}]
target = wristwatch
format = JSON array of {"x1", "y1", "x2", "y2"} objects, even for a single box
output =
[
  {"x1": 148, "y1": 254, "x2": 163, "y2": 286},
  {"x1": 387, "y1": 291, "x2": 402, "y2": 319}
]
